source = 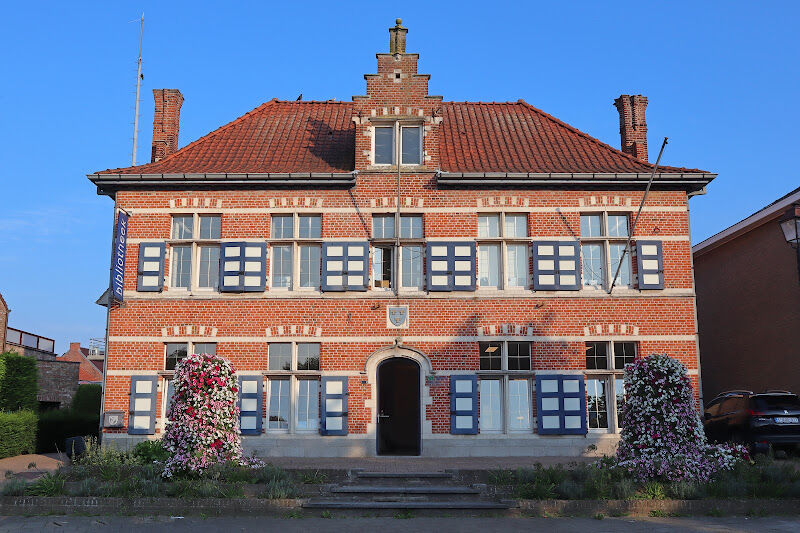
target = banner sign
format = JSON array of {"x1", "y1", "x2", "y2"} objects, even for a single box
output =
[{"x1": 111, "y1": 211, "x2": 129, "y2": 302}]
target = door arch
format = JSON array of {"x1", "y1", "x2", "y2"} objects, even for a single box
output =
[{"x1": 376, "y1": 357, "x2": 421, "y2": 455}]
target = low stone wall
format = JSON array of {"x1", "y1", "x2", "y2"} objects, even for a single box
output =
[{"x1": 2, "y1": 496, "x2": 799, "y2": 517}]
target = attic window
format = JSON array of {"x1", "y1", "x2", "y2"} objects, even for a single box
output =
[{"x1": 374, "y1": 124, "x2": 422, "y2": 166}]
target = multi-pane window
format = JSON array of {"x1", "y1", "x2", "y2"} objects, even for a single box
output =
[
  {"x1": 164, "y1": 341, "x2": 217, "y2": 371},
  {"x1": 266, "y1": 342, "x2": 321, "y2": 433},
  {"x1": 371, "y1": 214, "x2": 424, "y2": 290},
  {"x1": 373, "y1": 124, "x2": 423, "y2": 165},
  {"x1": 584, "y1": 341, "x2": 636, "y2": 431},
  {"x1": 477, "y1": 213, "x2": 529, "y2": 290},
  {"x1": 478, "y1": 341, "x2": 533, "y2": 433},
  {"x1": 270, "y1": 214, "x2": 321, "y2": 290},
  {"x1": 170, "y1": 214, "x2": 222, "y2": 291},
  {"x1": 580, "y1": 213, "x2": 631, "y2": 289}
]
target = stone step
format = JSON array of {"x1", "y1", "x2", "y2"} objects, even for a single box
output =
[
  {"x1": 303, "y1": 498, "x2": 513, "y2": 510},
  {"x1": 353, "y1": 471, "x2": 454, "y2": 479},
  {"x1": 331, "y1": 485, "x2": 480, "y2": 495}
]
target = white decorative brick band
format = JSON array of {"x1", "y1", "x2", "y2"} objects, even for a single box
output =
[
  {"x1": 265, "y1": 325, "x2": 322, "y2": 337},
  {"x1": 267, "y1": 197, "x2": 323, "y2": 209},
  {"x1": 577, "y1": 196, "x2": 633, "y2": 208},
  {"x1": 476, "y1": 196, "x2": 530, "y2": 208},
  {"x1": 161, "y1": 325, "x2": 218, "y2": 337},
  {"x1": 583, "y1": 324, "x2": 640, "y2": 336},
  {"x1": 370, "y1": 197, "x2": 424, "y2": 208},
  {"x1": 477, "y1": 324, "x2": 532, "y2": 337},
  {"x1": 169, "y1": 198, "x2": 223, "y2": 209}
]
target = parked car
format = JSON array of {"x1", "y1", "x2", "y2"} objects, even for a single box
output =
[{"x1": 703, "y1": 390, "x2": 800, "y2": 453}]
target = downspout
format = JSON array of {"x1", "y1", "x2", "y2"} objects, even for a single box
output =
[
  {"x1": 395, "y1": 121, "x2": 401, "y2": 300},
  {"x1": 687, "y1": 192, "x2": 705, "y2": 410}
]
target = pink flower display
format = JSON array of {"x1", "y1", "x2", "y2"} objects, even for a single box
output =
[
  {"x1": 161, "y1": 353, "x2": 247, "y2": 477},
  {"x1": 612, "y1": 354, "x2": 748, "y2": 482}
]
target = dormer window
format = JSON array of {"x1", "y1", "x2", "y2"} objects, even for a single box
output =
[{"x1": 373, "y1": 124, "x2": 422, "y2": 165}]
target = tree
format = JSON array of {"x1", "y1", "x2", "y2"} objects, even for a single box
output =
[{"x1": 614, "y1": 354, "x2": 746, "y2": 482}]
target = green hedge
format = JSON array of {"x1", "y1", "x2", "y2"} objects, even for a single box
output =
[
  {"x1": 0, "y1": 410, "x2": 37, "y2": 458},
  {"x1": 71, "y1": 384, "x2": 102, "y2": 415},
  {"x1": 0, "y1": 351, "x2": 38, "y2": 412},
  {"x1": 36, "y1": 409, "x2": 99, "y2": 453}
]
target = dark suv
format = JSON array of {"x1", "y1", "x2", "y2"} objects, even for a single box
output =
[{"x1": 704, "y1": 391, "x2": 800, "y2": 453}]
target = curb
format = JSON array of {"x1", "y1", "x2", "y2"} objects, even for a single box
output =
[{"x1": 517, "y1": 498, "x2": 800, "y2": 517}]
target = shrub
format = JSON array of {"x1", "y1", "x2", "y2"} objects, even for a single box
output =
[
  {"x1": 0, "y1": 409, "x2": 37, "y2": 458},
  {"x1": 71, "y1": 384, "x2": 102, "y2": 415},
  {"x1": 1, "y1": 478, "x2": 28, "y2": 496},
  {"x1": 258, "y1": 479, "x2": 301, "y2": 499},
  {"x1": 36, "y1": 409, "x2": 98, "y2": 453},
  {"x1": 0, "y1": 351, "x2": 38, "y2": 412},
  {"x1": 74, "y1": 436, "x2": 137, "y2": 467},
  {"x1": 162, "y1": 353, "x2": 259, "y2": 477},
  {"x1": 132, "y1": 439, "x2": 169, "y2": 464},
  {"x1": 514, "y1": 481, "x2": 556, "y2": 500},
  {"x1": 612, "y1": 355, "x2": 747, "y2": 482},
  {"x1": 26, "y1": 472, "x2": 66, "y2": 496},
  {"x1": 667, "y1": 481, "x2": 705, "y2": 500}
]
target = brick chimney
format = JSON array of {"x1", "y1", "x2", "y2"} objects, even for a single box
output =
[
  {"x1": 389, "y1": 18, "x2": 408, "y2": 54},
  {"x1": 614, "y1": 94, "x2": 648, "y2": 162},
  {"x1": 151, "y1": 89, "x2": 184, "y2": 163}
]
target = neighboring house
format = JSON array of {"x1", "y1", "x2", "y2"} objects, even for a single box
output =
[
  {"x1": 693, "y1": 187, "x2": 800, "y2": 402},
  {"x1": 4, "y1": 324, "x2": 79, "y2": 410},
  {"x1": 59, "y1": 342, "x2": 104, "y2": 384},
  {"x1": 88, "y1": 21, "x2": 714, "y2": 456}
]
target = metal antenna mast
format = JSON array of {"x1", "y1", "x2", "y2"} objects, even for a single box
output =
[
  {"x1": 608, "y1": 137, "x2": 668, "y2": 294},
  {"x1": 131, "y1": 13, "x2": 144, "y2": 166}
]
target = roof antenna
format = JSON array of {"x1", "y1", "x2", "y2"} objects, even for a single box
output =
[
  {"x1": 131, "y1": 13, "x2": 144, "y2": 166},
  {"x1": 608, "y1": 137, "x2": 668, "y2": 294}
]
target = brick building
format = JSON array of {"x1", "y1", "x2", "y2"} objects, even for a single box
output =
[
  {"x1": 60, "y1": 342, "x2": 104, "y2": 384},
  {"x1": 693, "y1": 187, "x2": 800, "y2": 402},
  {"x1": 88, "y1": 21, "x2": 714, "y2": 456}
]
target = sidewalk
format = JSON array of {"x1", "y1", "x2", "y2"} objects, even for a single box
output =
[{"x1": 266, "y1": 456, "x2": 595, "y2": 472}]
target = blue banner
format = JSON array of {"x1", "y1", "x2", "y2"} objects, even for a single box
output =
[{"x1": 111, "y1": 211, "x2": 129, "y2": 301}]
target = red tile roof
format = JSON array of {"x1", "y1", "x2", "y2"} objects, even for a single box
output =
[
  {"x1": 93, "y1": 99, "x2": 707, "y2": 176},
  {"x1": 60, "y1": 347, "x2": 103, "y2": 383}
]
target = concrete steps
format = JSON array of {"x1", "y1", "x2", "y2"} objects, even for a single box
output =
[{"x1": 302, "y1": 470, "x2": 514, "y2": 512}]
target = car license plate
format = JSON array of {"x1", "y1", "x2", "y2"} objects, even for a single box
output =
[{"x1": 775, "y1": 417, "x2": 799, "y2": 424}]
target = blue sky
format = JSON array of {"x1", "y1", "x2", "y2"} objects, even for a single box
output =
[{"x1": 1, "y1": 1, "x2": 797, "y2": 352}]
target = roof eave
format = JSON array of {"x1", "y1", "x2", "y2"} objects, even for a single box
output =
[
  {"x1": 87, "y1": 172, "x2": 358, "y2": 196},
  {"x1": 436, "y1": 171, "x2": 716, "y2": 192}
]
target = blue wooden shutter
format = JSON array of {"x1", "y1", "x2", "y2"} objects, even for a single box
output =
[
  {"x1": 451, "y1": 242, "x2": 477, "y2": 291},
  {"x1": 322, "y1": 242, "x2": 368, "y2": 291},
  {"x1": 137, "y1": 243, "x2": 165, "y2": 292},
  {"x1": 426, "y1": 242, "x2": 476, "y2": 292},
  {"x1": 532, "y1": 241, "x2": 579, "y2": 291},
  {"x1": 320, "y1": 376, "x2": 348, "y2": 436},
  {"x1": 344, "y1": 243, "x2": 369, "y2": 291},
  {"x1": 636, "y1": 241, "x2": 664, "y2": 289},
  {"x1": 450, "y1": 375, "x2": 478, "y2": 434},
  {"x1": 426, "y1": 243, "x2": 452, "y2": 291},
  {"x1": 536, "y1": 374, "x2": 586, "y2": 435},
  {"x1": 219, "y1": 242, "x2": 266, "y2": 292},
  {"x1": 238, "y1": 376, "x2": 263, "y2": 435},
  {"x1": 128, "y1": 375, "x2": 158, "y2": 435}
]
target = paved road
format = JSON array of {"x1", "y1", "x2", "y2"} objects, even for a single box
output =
[{"x1": 2, "y1": 516, "x2": 799, "y2": 532}]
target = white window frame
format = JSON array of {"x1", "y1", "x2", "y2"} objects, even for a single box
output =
[
  {"x1": 579, "y1": 212, "x2": 632, "y2": 291},
  {"x1": 584, "y1": 340, "x2": 636, "y2": 433},
  {"x1": 477, "y1": 340, "x2": 533, "y2": 434},
  {"x1": 476, "y1": 212, "x2": 530, "y2": 291},
  {"x1": 370, "y1": 213, "x2": 425, "y2": 293},
  {"x1": 168, "y1": 213, "x2": 222, "y2": 293},
  {"x1": 268, "y1": 213, "x2": 322, "y2": 292},
  {"x1": 265, "y1": 342, "x2": 321, "y2": 434},
  {"x1": 370, "y1": 122, "x2": 424, "y2": 166},
  {"x1": 163, "y1": 340, "x2": 217, "y2": 371}
]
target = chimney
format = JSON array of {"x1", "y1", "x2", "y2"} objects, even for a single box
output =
[
  {"x1": 69, "y1": 341, "x2": 81, "y2": 352},
  {"x1": 614, "y1": 94, "x2": 648, "y2": 162},
  {"x1": 151, "y1": 89, "x2": 184, "y2": 163},
  {"x1": 389, "y1": 18, "x2": 408, "y2": 54}
]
